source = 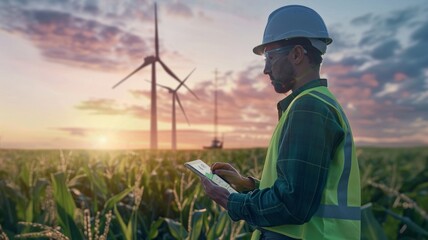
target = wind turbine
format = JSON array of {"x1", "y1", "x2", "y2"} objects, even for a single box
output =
[
  {"x1": 112, "y1": 3, "x2": 198, "y2": 150},
  {"x1": 154, "y1": 68, "x2": 196, "y2": 150}
]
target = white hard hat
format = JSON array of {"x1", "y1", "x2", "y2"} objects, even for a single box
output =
[{"x1": 253, "y1": 5, "x2": 332, "y2": 55}]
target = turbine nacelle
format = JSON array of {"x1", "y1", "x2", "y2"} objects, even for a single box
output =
[{"x1": 145, "y1": 56, "x2": 156, "y2": 63}]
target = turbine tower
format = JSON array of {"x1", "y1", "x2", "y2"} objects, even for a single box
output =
[
  {"x1": 112, "y1": 3, "x2": 198, "y2": 149},
  {"x1": 155, "y1": 68, "x2": 196, "y2": 150}
]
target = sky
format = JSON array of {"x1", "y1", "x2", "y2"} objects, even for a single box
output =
[{"x1": 1, "y1": 0, "x2": 427, "y2": 150}]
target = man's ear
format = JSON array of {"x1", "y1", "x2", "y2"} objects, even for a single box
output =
[{"x1": 292, "y1": 45, "x2": 305, "y2": 64}]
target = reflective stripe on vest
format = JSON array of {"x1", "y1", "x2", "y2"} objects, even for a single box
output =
[{"x1": 309, "y1": 91, "x2": 360, "y2": 221}]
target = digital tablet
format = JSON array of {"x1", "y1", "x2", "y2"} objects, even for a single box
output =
[{"x1": 184, "y1": 159, "x2": 237, "y2": 193}]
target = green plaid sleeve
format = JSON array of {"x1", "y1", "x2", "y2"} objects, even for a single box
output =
[{"x1": 227, "y1": 95, "x2": 344, "y2": 227}]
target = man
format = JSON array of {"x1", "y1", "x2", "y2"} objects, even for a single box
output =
[{"x1": 201, "y1": 5, "x2": 361, "y2": 240}]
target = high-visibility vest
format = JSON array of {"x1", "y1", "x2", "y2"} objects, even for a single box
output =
[{"x1": 251, "y1": 86, "x2": 361, "y2": 240}]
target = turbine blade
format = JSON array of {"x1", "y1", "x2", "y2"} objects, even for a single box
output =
[
  {"x1": 183, "y1": 86, "x2": 199, "y2": 100},
  {"x1": 158, "y1": 60, "x2": 199, "y2": 100},
  {"x1": 145, "y1": 79, "x2": 172, "y2": 91},
  {"x1": 156, "y1": 83, "x2": 173, "y2": 91},
  {"x1": 112, "y1": 58, "x2": 153, "y2": 89},
  {"x1": 158, "y1": 59, "x2": 181, "y2": 82},
  {"x1": 176, "y1": 68, "x2": 196, "y2": 90},
  {"x1": 175, "y1": 94, "x2": 190, "y2": 125},
  {"x1": 154, "y1": 2, "x2": 159, "y2": 57},
  {"x1": 177, "y1": 68, "x2": 199, "y2": 100}
]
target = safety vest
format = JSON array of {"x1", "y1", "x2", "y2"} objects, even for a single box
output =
[{"x1": 251, "y1": 86, "x2": 361, "y2": 240}]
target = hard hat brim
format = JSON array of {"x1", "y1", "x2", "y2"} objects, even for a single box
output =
[
  {"x1": 253, "y1": 43, "x2": 267, "y2": 55},
  {"x1": 252, "y1": 37, "x2": 332, "y2": 55}
]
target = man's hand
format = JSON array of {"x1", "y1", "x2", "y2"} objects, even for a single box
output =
[
  {"x1": 200, "y1": 177, "x2": 230, "y2": 209},
  {"x1": 211, "y1": 162, "x2": 255, "y2": 192}
]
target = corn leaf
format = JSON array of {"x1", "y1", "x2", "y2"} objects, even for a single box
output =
[
  {"x1": 51, "y1": 172, "x2": 81, "y2": 239},
  {"x1": 164, "y1": 218, "x2": 188, "y2": 239},
  {"x1": 147, "y1": 218, "x2": 163, "y2": 240},
  {"x1": 83, "y1": 164, "x2": 108, "y2": 197},
  {"x1": 104, "y1": 187, "x2": 132, "y2": 210},
  {"x1": 384, "y1": 208, "x2": 428, "y2": 236},
  {"x1": 214, "y1": 211, "x2": 229, "y2": 237},
  {"x1": 114, "y1": 205, "x2": 133, "y2": 240},
  {"x1": 190, "y1": 209, "x2": 206, "y2": 240},
  {"x1": 207, "y1": 211, "x2": 229, "y2": 240},
  {"x1": 361, "y1": 203, "x2": 387, "y2": 240}
]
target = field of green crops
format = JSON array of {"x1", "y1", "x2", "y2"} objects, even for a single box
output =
[{"x1": 0, "y1": 147, "x2": 427, "y2": 239}]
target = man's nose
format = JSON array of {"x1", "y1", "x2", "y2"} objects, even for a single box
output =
[{"x1": 263, "y1": 61, "x2": 271, "y2": 75}]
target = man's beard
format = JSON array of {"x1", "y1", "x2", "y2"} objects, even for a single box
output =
[
  {"x1": 272, "y1": 79, "x2": 294, "y2": 93},
  {"x1": 271, "y1": 61, "x2": 296, "y2": 93}
]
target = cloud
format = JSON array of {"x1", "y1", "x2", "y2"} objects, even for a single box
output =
[
  {"x1": 165, "y1": 2, "x2": 193, "y2": 18},
  {"x1": 383, "y1": 7, "x2": 417, "y2": 28},
  {"x1": 183, "y1": 64, "x2": 277, "y2": 129},
  {"x1": 333, "y1": 6, "x2": 428, "y2": 93},
  {"x1": 356, "y1": 7, "x2": 418, "y2": 46},
  {"x1": 411, "y1": 21, "x2": 428, "y2": 41},
  {"x1": 1, "y1": 9, "x2": 149, "y2": 70},
  {"x1": 130, "y1": 90, "x2": 151, "y2": 99},
  {"x1": 5, "y1": 1, "x2": 426, "y2": 148},
  {"x1": 76, "y1": 64, "x2": 279, "y2": 146},
  {"x1": 370, "y1": 39, "x2": 400, "y2": 60},
  {"x1": 0, "y1": 0, "x2": 154, "y2": 22},
  {"x1": 78, "y1": 10, "x2": 428, "y2": 149},
  {"x1": 57, "y1": 127, "x2": 88, "y2": 137},
  {"x1": 375, "y1": 83, "x2": 400, "y2": 97},
  {"x1": 53, "y1": 126, "x2": 266, "y2": 149},
  {"x1": 0, "y1": 0, "x2": 202, "y2": 73},
  {"x1": 320, "y1": 5, "x2": 428, "y2": 146},
  {"x1": 76, "y1": 98, "x2": 135, "y2": 115},
  {"x1": 327, "y1": 25, "x2": 356, "y2": 53},
  {"x1": 403, "y1": 22, "x2": 428, "y2": 66},
  {"x1": 350, "y1": 13, "x2": 373, "y2": 26},
  {"x1": 0, "y1": 1, "x2": 157, "y2": 71}
]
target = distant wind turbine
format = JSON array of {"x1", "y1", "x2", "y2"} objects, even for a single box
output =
[
  {"x1": 154, "y1": 68, "x2": 196, "y2": 150},
  {"x1": 112, "y1": 3, "x2": 198, "y2": 150}
]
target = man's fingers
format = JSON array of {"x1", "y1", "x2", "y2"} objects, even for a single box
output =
[
  {"x1": 201, "y1": 177, "x2": 209, "y2": 186},
  {"x1": 201, "y1": 177, "x2": 214, "y2": 190},
  {"x1": 211, "y1": 162, "x2": 234, "y2": 171},
  {"x1": 213, "y1": 169, "x2": 235, "y2": 178},
  {"x1": 201, "y1": 177, "x2": 224, "y2": 198}
]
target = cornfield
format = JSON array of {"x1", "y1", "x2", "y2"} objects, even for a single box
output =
[{"x1": 0, "y1": 147, "x2": 427, "y2": 239}]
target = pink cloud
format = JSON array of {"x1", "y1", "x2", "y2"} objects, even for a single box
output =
[
  {"x1": 76, "y1": 98, "x2": 127, "y2": 115},
  {"x1": 6, "y1": 9, "x2": 149, "y2": 71},
  {"x1": 321, "y1": 64, "x2": 354, "y2": 77},
  {"x1": 75, "y1": 98, "x2": 152, "y2": 118},
  {"x1": 166, "y1": 2, "x2": 193, "y2": 18},
  {"x1": 77, "y1": 64, "x2": 280, "y2": 148},
  {"x1": 54, "y1": 127, "x2": 270, "y2": 149},
  {"x1": 394, "y1": 72, "x2": 407, "y2": 81},
  {"x1": 77, "y1": 59, "x2": 428, "y2": 148},
  {"x1": 361, "y1": 73, "x2": 379, "y2": 87}
]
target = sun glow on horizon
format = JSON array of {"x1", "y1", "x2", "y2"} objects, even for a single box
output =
[{"x1": 95, "y1": 135, "x2": 109, "y2": 148}]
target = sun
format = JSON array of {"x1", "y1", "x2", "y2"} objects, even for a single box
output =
[{"x1": 97, "y1": 135, "x2": 108, "y2": 146}]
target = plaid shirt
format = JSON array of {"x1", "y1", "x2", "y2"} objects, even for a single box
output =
[{"x1": 227, "y1": 79, "x2": 345, "y2": 227}]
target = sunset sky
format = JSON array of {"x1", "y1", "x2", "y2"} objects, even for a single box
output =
[{"x1": 1, "y1": 0, "x2": 427, "y2": 149}]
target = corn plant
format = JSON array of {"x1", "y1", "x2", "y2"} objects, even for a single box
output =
[{"x1": 1, "y1": 147, "x2": 427, "y2": 239}]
